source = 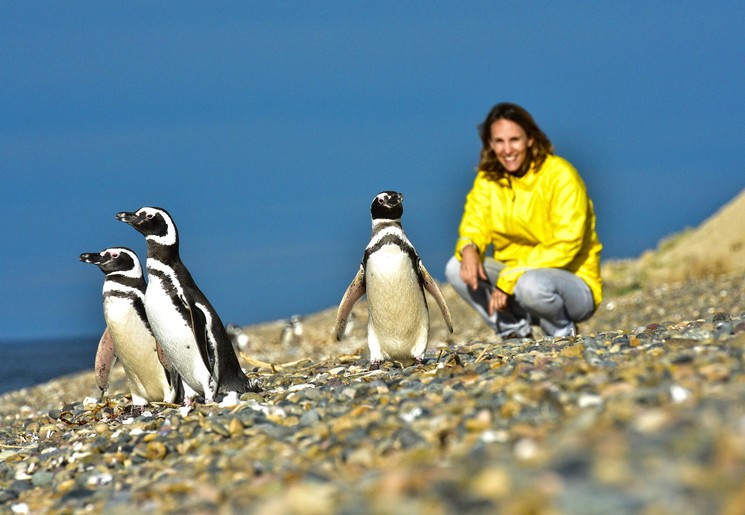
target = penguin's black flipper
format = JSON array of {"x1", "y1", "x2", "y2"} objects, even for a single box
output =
[
  {"x1": 419, "y1": 261, "x2": 454, "y2": 333},
  {"x1": 94, "y1": 328, "x2": 117, "y2": 399},
  {"x1": 335, "y1": 265, "x2": 366, "y2": 341},
  {"x1": 184, "y1": 297, "x2": 214, "y2": 374}
]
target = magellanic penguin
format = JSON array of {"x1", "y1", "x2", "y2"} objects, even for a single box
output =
[
  {"x1": 116, "y1": 207, "x2": 261, "y2": 403},
  {"x1": 280, "y1": 315, "x2": 304, "y2": 346},
  {"x1": 335, "y1": 191, "x2": 453, "y2": 369},
  {"x1": 226, "y1": 323, "x2": 250, "y2": 353},
  {"x1": 80, "y1": 247, "x2": 182, "y2": 406}
]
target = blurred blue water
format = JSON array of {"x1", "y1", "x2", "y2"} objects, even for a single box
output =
[{"x1": 0, "y1": 337, "x2": 98, "y2": 395}]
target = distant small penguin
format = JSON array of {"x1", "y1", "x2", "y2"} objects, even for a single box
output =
[
  {"x1": 280, "y1": 315, "x2": 304, "y2": 346},
  {"x1": 226, "y1": 323, "x2": 250, "y2": 352},
  {"x1": 80, "y1": 247, "x2": 181, "y2": 406},
  {"x1": 116, "y1": 207, "x2": 261, "y2": 403},
  {"x1": 335, "y1": 191, "x2": 453, "y2": 369}
]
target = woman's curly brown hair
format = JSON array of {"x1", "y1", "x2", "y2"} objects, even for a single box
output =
[{"x1": 477, "y1": 102, "x2": 554, "y2": 176}]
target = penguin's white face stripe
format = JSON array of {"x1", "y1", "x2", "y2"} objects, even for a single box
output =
[
  {"x1": 102, "y1": 248, "x2": 144, "y2": 279},
  {"x1": 147, "y1": 259, "x2": 187, "y2": 300},
  {"x1": 375, "y1": 192, "x2": 391, "y2": 204},
  {"x1": 139, "y1": 208, "x2": 178, "y2": 247}
]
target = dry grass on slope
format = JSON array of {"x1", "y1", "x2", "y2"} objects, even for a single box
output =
[{"x1": 603, "y1": 188, "x2": 745, "y2": 296}]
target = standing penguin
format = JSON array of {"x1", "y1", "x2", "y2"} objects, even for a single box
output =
[
  {"x1": 280, "y1": 315, "x2": 304, "y2": 346},
  {"x1": 116, "y1": 207, "x2": 261, "y2": 403},
  {"x1": 226, "y1": 323, "x2": 251, "y2": 353},
  {"x1": 335, "y1": 191, "x2": 453, "y2": 369},
  {"x1": 80, "y1": 247, "x2": 181, "y2": 406}
]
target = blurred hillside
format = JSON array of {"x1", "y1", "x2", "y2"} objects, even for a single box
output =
[{"x1": 602, "y1": 188, "x2": 745, "y2": 295}]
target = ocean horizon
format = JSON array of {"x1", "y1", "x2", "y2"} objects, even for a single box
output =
[{"x1": 0, "y1": 336, "x2": 99, "y2": 395}]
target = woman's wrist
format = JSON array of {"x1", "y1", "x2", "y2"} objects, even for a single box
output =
[{"x1": 461, "y1": 242, "x2": 478, "y2": 254}]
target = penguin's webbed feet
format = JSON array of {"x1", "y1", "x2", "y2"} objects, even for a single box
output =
[
  {"x1": 247, "y1": 379, "x2": 262, "y2": 393},
  {"x1": 369, "y1": 360, "x2": 381, "y2": 371},
  {"x1": 125, "y1": 404, "x2": 146, "y2": 418}
]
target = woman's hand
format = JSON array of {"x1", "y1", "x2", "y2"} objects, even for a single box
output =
[
  {"x1": 489, "y1": 288, "x2": 509, "y2": 316},
  {"x1": 460, "y1": 245, "x2": 487, "y2": 291},
  {"x1": 460, "y1": 245, "x2": 509, "y2": 314}
]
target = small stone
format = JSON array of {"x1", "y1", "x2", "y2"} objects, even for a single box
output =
[
  {"x1": 10, "y1": 503, "x2": 29, "y2": 514},
  {"x1": 500, "y1": 400, "x2": 521, "y2": 418},
  {"x1": 228, "y1": 417, "x2": 244, "y2": 436},
  {"x1": 464, "y1": 409, "x2": 492, "y2": 431},
  {"x1": 513, "y1": 438, "x2": 540, "y2": 461},
  {"x1": 93, "y1": 423, "x2": 110, "y2": 434},
  {"x1": 670, "y1": 384, "x2": 692, "y2": 404},
  {"x1": 470, "y1": 466, "x2": 512, "y2": 500},
  {"x1": 30, "y1": 471, "x2": 53, "y2": 487},
  {"x1": 144, "y1": 441, "x2": 167, "y2": 460},
  {"x1": 578, "y1": 394, "x2": 603, "y2": 408},
  {"x1": 219, "y1": 391, "x2": 239, "y2": 407},
  {"x1": 299, "y1": 409, "x2": 322, "y2": 427}
]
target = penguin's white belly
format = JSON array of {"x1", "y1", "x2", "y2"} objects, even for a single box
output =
[
  {"x1": 145, "y1": 277, "x2": 212, "y2": 394},
  {"x1": 365, "y1": 246, "x2": 429, "y2": 361},
  {"x1": 103, "y1": 298, "x2": 170, "y2": 403}
]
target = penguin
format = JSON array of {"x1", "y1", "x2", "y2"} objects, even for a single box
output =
[
  {"x1": 335, "y1": 191, "x2": 453, "y2": 369},
  {"x1": 80, "y1": 247, "x2": 182, "y2": 406},
  {"x1": 115, "y1": 207, "x2": 261, "y2": 403},
  {"x1": 226, "y1": 323, "x2": 251, "y2": 353},
  {"x1": 280, "y1": 315, "x2": 304, "y2": 346}
]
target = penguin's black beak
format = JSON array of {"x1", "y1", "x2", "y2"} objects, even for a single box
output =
[
  {"x1": 116, "y1": 211, "x2": 138, "y2": 225},
  {"x1": 80, "y1": 252, "x2": 103, "y2": 264}
]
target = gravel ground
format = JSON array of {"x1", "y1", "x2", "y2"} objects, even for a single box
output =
[{"x1": 2, "y1": 270, "x2": 745, "y2": 514}]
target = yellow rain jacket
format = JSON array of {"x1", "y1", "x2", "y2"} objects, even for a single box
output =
[{"x1": 455, "y1": 154, "x2": 603, "y2": 307}]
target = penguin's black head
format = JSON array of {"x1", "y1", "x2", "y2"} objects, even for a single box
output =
[
  {"x1": 116, "y1": 207, "x2": 177, "y2": 242},
  {"x1": 370, "y1": 191, "x2": 404, "y2": 220},
  {"x1": 80, "y1": 247, "x2": 141, "y2": 276}
]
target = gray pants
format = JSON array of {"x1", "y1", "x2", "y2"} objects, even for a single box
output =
[{"x1": 445, "y1": 256, "x2": 595, "y2": 338}]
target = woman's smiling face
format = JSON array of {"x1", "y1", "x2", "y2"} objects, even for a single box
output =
[{"x1": 489, "y1": 118, "x2": 533, "y2": 174}]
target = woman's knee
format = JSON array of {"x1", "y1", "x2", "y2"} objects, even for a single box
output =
[{"x1": 514, "y1": 271, "x2": 555, "y2": 308}]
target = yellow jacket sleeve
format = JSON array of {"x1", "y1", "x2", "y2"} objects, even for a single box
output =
[{"x1": 455, "y1": 172, "x2": 493, "y2": 259}]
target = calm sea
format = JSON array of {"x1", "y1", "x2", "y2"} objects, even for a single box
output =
[{"x1": 0, "y1": 337, "x2": 99, "y2": 395}]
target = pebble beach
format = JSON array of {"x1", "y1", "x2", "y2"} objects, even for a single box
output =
[{"x1": 2, "y1": 269, "x2": 745, "y2": 514}]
